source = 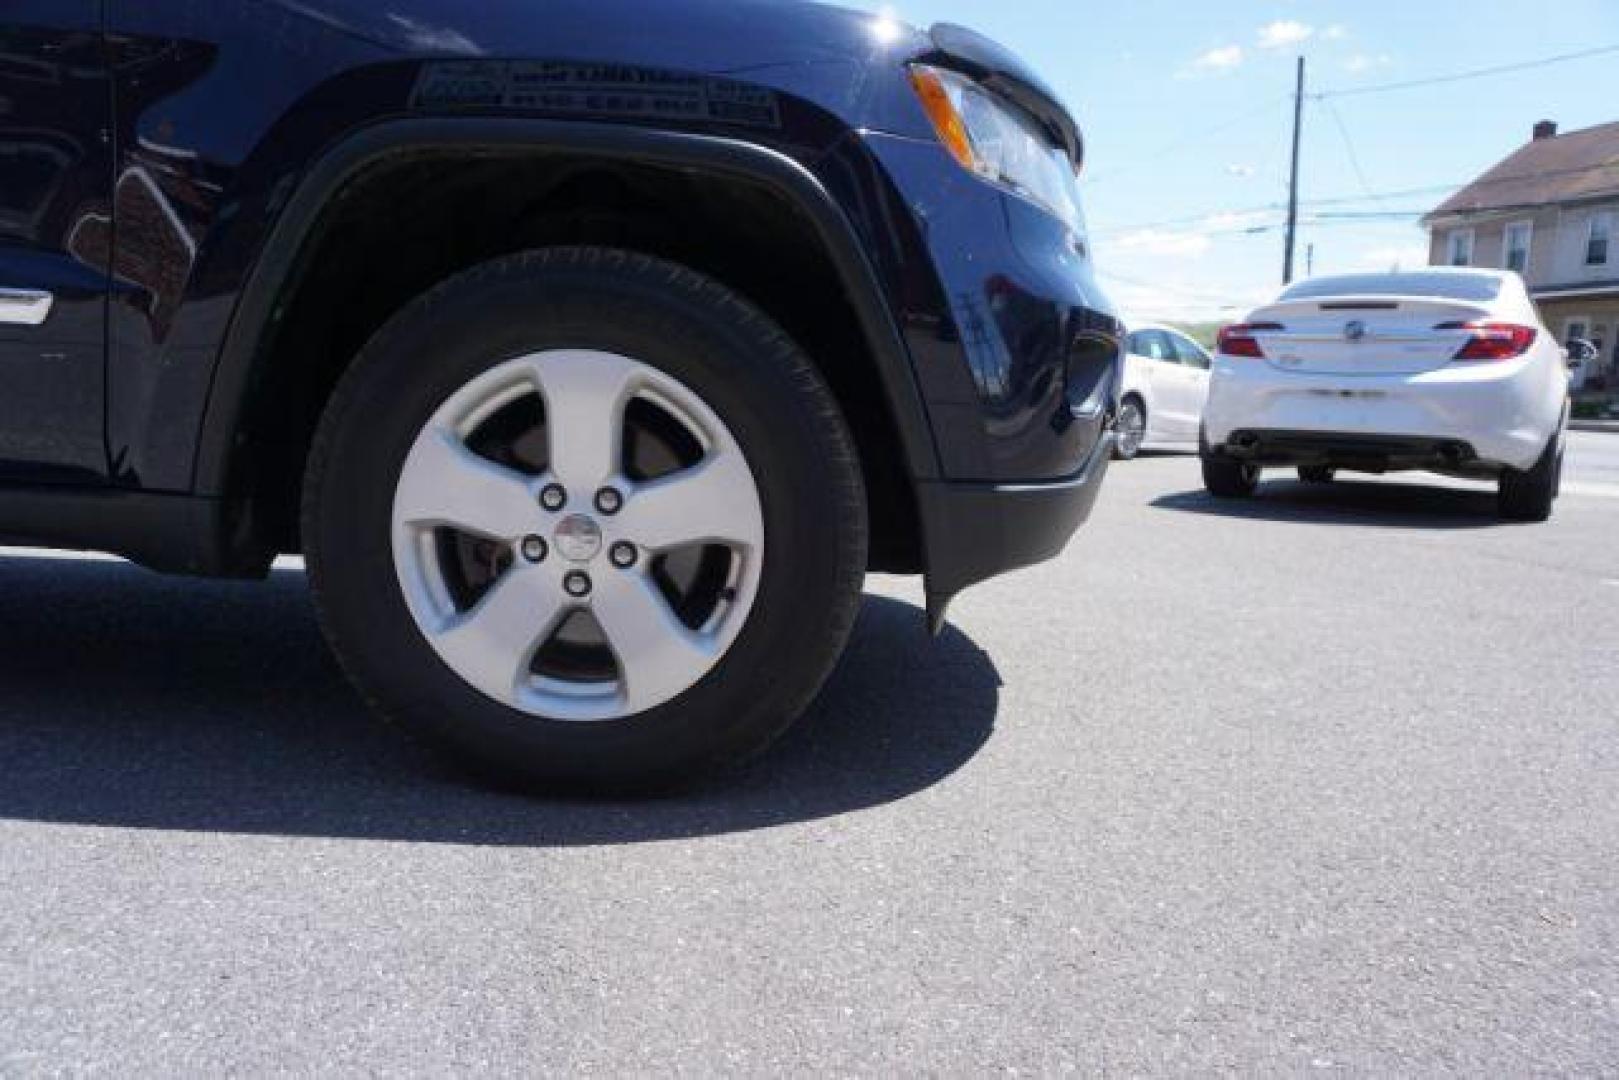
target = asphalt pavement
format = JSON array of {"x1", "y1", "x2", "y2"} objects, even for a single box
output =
[{"x1": 1, "y1": 434, "x2": 1615, "y2": 1073}]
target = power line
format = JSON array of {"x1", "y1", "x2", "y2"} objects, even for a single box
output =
[
  {"x1": 1309, "y1": 210, "x2": 1426, "y2": 219},
  {"x1": 1317, "y1": 157, "x2": 1619, "y2": 204},
  {"x1": 1299, "y1": 161, "x2": 1618, "y2": 211},
  {"x1": 1299, "y1": 183, "x2": 1461, "y2": 208},
  {"x1": 1094, "y1": 42, "x2": 1619, "y2": 285},
  {"x1": 1091, "y1": 209, "x2": 1276, "y2": 237},
  {"x1": 1093, "y1": 158, "x2": 1619, "y2": 236},
  {"x1": 1321, "y1": 97, "x2": 1374, "y2": 199},
  {"x1": 1083, "y1": 95, "x2": 1291, "y2": 185},
  {"x1": 1095, "y1": 268, "x2": 1251, "y2": 306},
  {"x1": 1315, "y1": 42, "x2": 1619, "y2": 99},
  {"x1": 1093, "y1": 42, "x2": 1619, "y2": 250}
]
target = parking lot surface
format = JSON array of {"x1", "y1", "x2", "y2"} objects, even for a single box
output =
[{"x1": 1, "y1": 434, "x2": 1614, "y2": 1073}]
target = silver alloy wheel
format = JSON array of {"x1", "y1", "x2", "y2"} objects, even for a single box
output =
[
  {"x1": 1116, "y1": 400, "x2": 1146, "y2": 458},
  {"x1": 391, "y1": 350, "x2": 765, "y2": 722}
]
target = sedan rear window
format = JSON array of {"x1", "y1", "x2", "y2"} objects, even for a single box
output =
[{"x1": 1281, "y1": 273, "x2": 1503, "y2": 303}]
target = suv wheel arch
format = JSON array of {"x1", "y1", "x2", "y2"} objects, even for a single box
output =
[{"x1": 194, "y1": 118, "x2": 943, "y2": 506}]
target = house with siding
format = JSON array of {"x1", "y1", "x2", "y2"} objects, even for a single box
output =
[{"x1": 1424, "y1": 120, "x2": 1619, "y2": 386}]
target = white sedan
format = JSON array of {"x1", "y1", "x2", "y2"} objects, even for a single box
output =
[
  {"x1": 1201, "y1": 269, "x2": 1569, "y2": 521},
  {"x1": 1115, "y1": 324, "x2": 1213, "y2": 459}
]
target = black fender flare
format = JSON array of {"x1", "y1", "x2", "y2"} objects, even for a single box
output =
[{"x1": 192, "y1": 117, "x2": 943, "y2": 497}]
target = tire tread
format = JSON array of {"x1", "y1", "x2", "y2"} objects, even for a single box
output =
[{"x1": 301, "y1": 246, "x2": 868, "y2": 787}]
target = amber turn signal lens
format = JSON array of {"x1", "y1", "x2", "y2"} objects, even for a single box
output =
[{"x1": 908, "y1": 67, "x2": 978, "y2": 174}]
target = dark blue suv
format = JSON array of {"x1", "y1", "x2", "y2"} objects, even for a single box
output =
[{"x1": 2, "y1": 0, "x2": 1121, "y2": 787}]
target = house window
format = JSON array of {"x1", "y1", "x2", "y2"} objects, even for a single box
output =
[
  {"x1": 1588, "y1": 212, "x2": 1612, "y2": 266},
  {"x1": 1504, "y1": 221, "x2": 1532, "y2": 273},
  {"x1": 1447, "y1": 229, "x2": 1474, "y2": 266}
]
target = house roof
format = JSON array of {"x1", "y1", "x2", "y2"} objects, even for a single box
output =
[
  {"x1": 1533, "y1": 278, "x2": 1619, "y2": 300},
  {"x1": 1427, "y1": 120, "x2": 1619, "y2": 222}
]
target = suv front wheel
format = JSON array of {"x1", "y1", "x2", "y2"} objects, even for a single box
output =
[{"x1": 303, "y1": 248, "x2": 868, "y2": 789}]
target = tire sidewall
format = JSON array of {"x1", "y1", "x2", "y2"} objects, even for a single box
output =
[
  {"x1": 305, "y1": 254, "x2": 865, "y2": 783},
  {"x1": 1499, "y1": 427, "x2": 1561, "y2": 522},
  {"x1": 1202, "y1": 452, "x2": 1259, "y2": 497},
  {"x1": 1114, "y1": 397, "x2": 1145, "y2": 461}
]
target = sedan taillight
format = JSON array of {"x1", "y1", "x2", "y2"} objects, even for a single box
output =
[
  {"x1": 1436, "y1": 321, "x2": 1538, "y2": 361},
  {"x1": 1217, "y1": 322, "x2": 1283, "y2": 359}
]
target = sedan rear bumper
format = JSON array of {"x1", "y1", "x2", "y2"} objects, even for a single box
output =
[
  {"x1": 1211, "y1": 429, "x2": 1486, "y2": 474},
  {"x1": 1203, "y1": 359, "x2": 1557, "y2": 472}
]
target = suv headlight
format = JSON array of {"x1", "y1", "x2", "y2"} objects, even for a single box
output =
[{"x1": 908, "y1": 64, "x2": 1086, "y2": 238}]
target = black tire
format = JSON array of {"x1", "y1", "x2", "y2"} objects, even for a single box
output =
[
  {"x1": 1298, "y1": 465, "x2": 1336, "y2": 484},
  {"x1": 302, "y1": 247, "x2": 868, "y2": 790},
  {"x1": 1202, "y1": 453, "x2": 1261, "y2": 498},
  {"x1": 1498, "y1": 432, "x2": 1562, "y2": 523},
  {"x1": 1113, "y1": 395, "x2": 1147, "y2": 461}
]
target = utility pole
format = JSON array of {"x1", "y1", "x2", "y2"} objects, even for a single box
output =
[
  {"x1": 1283, "y1": 56, "x2": 1306, "y2": 284},
  {"x1": 1306, "y1": 242, "x2": 1315, "y2": 278}
]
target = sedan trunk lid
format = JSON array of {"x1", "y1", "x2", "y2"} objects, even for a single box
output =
[{"x1": 1246, "y1": 297, "x2": 1493, "y2": 377}]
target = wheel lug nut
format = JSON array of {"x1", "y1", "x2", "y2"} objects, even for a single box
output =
[
  {"x1": 595, "y1": 487, "x2": 624, "y2": 515},
  {"x1": 563, "y1": 571, "x2": 592, "y2": 598},
  {"x1": 609, "y1": 542, "x2": 639, "y2": 569},
  {"x1": 539, "y1": 484, "x2": 567, "y2": 511},
  {"x1": 519, "y1": 535, "x2": 548, "y2": 563}
]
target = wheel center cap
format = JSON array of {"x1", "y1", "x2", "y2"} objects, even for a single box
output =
[{"x1": 553, "y1": 514, "x2": 603, "y2": 563}]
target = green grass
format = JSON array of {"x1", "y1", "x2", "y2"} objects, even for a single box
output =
[{"x1": 1159, "y1": 321, "x2": 1224, "y2": 350}]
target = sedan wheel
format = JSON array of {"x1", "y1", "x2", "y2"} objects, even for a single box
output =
[
  {"x1": 1498, "y1": 431, "x2": 1562, "y2": 523},
  {"x1": 1202, "y1": 453, "x2": 1261, "y2": 498},
  {"x1": 1114, "y1": 397, "x2": 1146, "y2": 460}
]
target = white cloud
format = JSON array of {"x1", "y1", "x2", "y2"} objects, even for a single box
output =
[
  {"x1": 1202, "y1": 210, "x2": 1274, "y2": 233},
  {"x1": 1343, "y1": 53, "x2": 1393, "y2": 73},
  {"x1": 1183, "y1": 44, "x2": 1244, "y2": 76},
  {"x1": 1321, "y1": 24, "x2": 1349, "y2": 41},
  {"x1": 1104, "y1": 277, "x2": 1273, "y2": 325},
  {"x1": 1356, "y1": 245, "x2": 1430, "y2": 271},
  {"x1": 1096, "y1": 212, "x2": 1275, "y2": 263},
  {"x1": 1226, "y1": 164, "x2": 1257, "y2": 179},
  {"x1": 1257, "y1": 20, "x2": 1314, "y2": 49},
  {"x1": 1116, "y1": 229, "x2": 1213, "y2": 258}
]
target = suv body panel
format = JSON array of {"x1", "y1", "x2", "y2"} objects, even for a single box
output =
[{"x1": 2, "y1": 0, "x2": 1121, "y2": 609}]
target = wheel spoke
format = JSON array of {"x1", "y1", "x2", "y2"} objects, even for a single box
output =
[
  {"x1": 535, "y1": 351, "x2": 640, "y2": 494},
  {"x1": 394, "y1": 349, "x2": 767, "y2": 722},
  {"x1": 427, "y1": 567, "x2": 567, "y2": 704},
  {"x1": 616, "y1": 451, "x2": 762, "y2": 552},
  {"x1": 592, "y1": 572, "x2": 719, "y2": 715},
  {"x1": 395, "y1": 428, "x2": 538, "y2": 539}
]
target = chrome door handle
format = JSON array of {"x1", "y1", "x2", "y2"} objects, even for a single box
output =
[{"x1": 0, "y1": 288, "x2": 54, "y2": 326}]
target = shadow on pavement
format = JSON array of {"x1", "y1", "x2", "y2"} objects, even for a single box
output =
[
  {"x1": 1152, "y1": 476, "x2": 1512, "y2": 529},
  {"x1": 0, "y1": 557, "x2": 999, "y2": 846}
]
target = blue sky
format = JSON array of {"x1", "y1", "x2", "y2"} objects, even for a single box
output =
[{"x1": 846, "y1": 0, "x2": 1619, "y2": 321}]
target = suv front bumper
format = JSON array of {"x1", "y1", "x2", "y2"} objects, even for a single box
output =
[{"x1": 916, "y1": 429, "x2": 1114, "y2": 632}]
